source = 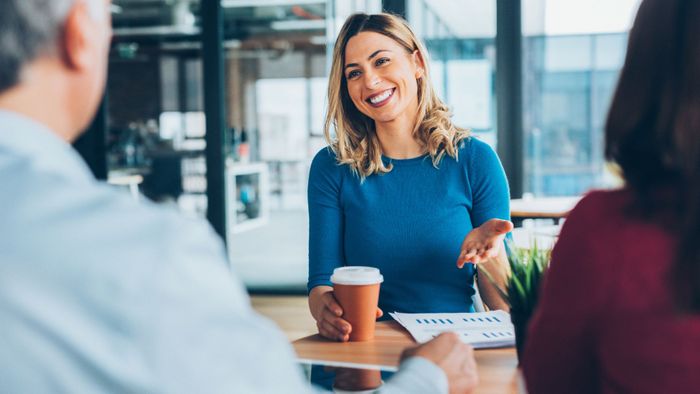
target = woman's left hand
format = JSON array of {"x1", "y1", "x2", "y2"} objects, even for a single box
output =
[{"x1": 456, "y1": 219, "x2": 513, "y2": 268}]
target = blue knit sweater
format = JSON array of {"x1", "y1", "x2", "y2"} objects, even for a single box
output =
[{"x1": 307, "y1": 137, "x2": 510, "y2": 314}]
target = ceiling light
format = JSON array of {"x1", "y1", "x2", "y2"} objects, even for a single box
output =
[
  {"x1": 270, "y1": 19, "x2": 326, "y2": 31},
  {"x1": 221, "y1": 0, "x2": 324, "y2": 7}
]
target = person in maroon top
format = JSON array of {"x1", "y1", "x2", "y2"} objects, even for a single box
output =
[{"x1": 522, "y1": 0, "x2": 700, "y2": 393}]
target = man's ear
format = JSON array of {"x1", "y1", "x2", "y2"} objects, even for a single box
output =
[
  {"x1": 62, "y1": 1, "x2": 95, "y2": 71},
  {"x1": 412, "y1": 50, "x2": 425, "y2": 79}
]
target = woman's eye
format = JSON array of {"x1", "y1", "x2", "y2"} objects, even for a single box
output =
[
  {"x1": 347, "y1": 70, "x2": 360, "y2": 79},
  {"x1": 375, "y1": 57, "x2": 389, "y2": 66}
]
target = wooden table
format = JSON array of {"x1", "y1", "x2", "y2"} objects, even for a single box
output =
[
  {"x1": 294, "y1": 321, "x2": 523, "y2": 393},
  {"x1": 510, "y1": 196, "x2": 580, "y2": 225}
]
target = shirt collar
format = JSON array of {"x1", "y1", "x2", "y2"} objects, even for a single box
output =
[{"x1": 0, "y1": 109, "x2": 94, "y2": 182}]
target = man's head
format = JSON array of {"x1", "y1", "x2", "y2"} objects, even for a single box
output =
[{"x1": 0, "y1": 0, "x2": 112, "y2": 140}]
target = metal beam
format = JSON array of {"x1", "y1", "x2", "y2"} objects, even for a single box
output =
[
  {"x1": 202, "y1": 0, "x2": 228, "y2": 241},
  {"x1": 496, "y1": 0, "x2": 524, "y2": 198},
  {"x1": 382, "y1": 0, "x2": 406, "y2": 18}
]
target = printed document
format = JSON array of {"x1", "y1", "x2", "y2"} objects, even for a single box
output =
[{"x1": 390, "y1": 310, "x2": 515, "y2": 349}]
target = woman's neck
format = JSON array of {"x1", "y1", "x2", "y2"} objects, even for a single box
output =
[{"x1": 375, "y1": 118, "x2": 424, "y2": 159}]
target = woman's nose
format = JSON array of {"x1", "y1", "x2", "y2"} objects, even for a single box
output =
[{"x1": 363, "y1": 72, "x2": 380, "y2": 89}]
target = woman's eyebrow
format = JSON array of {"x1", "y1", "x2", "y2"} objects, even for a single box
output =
[{"x1": 345, "y1": 49, "x2": 392, "y2": 70}]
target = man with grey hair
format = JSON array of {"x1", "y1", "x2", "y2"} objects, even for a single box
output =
[{"x1": 0, "y1": 0, "x2": 479, "y2": 393}]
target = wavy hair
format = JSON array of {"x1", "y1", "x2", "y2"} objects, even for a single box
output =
[
  {"x1": 605, "y1": 0, "x2": 700, "y2": 312},
  {"x1": 324, "y1": 13, "x2": 469, "y2": 179}
]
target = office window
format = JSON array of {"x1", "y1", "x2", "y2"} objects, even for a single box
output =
[
  {"x1": 224, "y1": 1, "x2": 379, "y2": 291},
  {"x1": 409, "y1": 0, "x2": 497, "y2": 146},
  {"x1": 522, "y1": 0, "x2": 640, "y2": 196},
  {"x1": 107, "y1": 0, "x2": 209, "y2": 218}
]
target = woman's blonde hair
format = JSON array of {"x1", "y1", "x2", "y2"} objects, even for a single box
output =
[{"x1": 325, "y1": 12, "x2": 470, "y2": 179}]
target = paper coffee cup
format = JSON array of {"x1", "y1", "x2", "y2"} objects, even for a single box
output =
[
  {"x1": 331, "y1": 267, "x2": 383, "y2": 342},
  {"x1": 333, "y1": 368, "x2": 383, "y2": 392}
]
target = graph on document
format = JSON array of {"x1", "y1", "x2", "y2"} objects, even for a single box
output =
[{"x1": 390, "y1": 310, "x2": 515, "y2": 348}]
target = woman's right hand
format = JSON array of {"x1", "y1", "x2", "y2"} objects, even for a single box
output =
[{"x1": 309, "y1": 286, "x2": 352, "y2": 341}]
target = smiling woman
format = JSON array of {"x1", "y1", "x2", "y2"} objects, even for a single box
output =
[
  {"x1": 307, "y1": 13, "x2": 513, "y2": 342},
  {"x1": 325, "y1": 13, "x2": 466, "y2": 178}
]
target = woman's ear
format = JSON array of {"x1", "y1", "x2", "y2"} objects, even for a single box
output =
[{"x1": 412, "y1": 50, "x2": 426, "y2": 79}]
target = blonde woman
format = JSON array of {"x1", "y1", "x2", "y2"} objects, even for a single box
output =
[{"x1": 308, "y1": 13, "x2": 513, "y2": 342}]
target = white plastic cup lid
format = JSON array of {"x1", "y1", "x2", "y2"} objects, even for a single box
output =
[{"x1": 330, "y1": 266, "x2": 383, "y2": 285}]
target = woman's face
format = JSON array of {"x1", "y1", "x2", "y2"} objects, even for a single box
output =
[{"x1": 343, "y1": 31, "x2": 424, "y2": 128}]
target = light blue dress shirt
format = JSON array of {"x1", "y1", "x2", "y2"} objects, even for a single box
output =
[{"x1": 0, "y1": 110, "x2": 447, "y2": 394}]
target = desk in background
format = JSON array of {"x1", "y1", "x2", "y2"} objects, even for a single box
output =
[
  {"x1": 511, "y1": 225, "x2": 561, "y2": 250},
  {"x1": 510, "y1": 196, "x2": 580, "y2": 226},
  {"x1": 294, "y1": 321, "x2": 524, "y2": 393},
  {"x1": 107, "y1": 172, "x2": 143, "y2": 200}
]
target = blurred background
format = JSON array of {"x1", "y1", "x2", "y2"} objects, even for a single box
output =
[{"x1": 74, "y1": 0, "x2": 640, "y2": 292}]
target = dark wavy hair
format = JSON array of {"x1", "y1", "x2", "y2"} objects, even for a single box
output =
[{"x1": 605, "y1": 0, "x2": 700, "y2": 312}]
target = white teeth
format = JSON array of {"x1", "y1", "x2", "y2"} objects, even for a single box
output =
[{"x1": 369, "y1": 89, "x2": 392, "y2": 104}]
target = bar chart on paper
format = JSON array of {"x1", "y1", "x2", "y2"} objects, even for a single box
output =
[{"x1": 389, "y1": 310, "x2": 515, "y2": 349}]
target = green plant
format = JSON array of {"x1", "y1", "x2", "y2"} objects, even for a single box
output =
[
  {"x1": 477, "y1": 240, "x2": 552, "y2": 361},
  {"x1": 477, "y1": 240, "x2": 551, "y2": 314}
]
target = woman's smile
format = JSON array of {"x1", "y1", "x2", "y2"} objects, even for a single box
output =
[{"x1": 366, "y1": 88, "x2": 395, "y2": 107}]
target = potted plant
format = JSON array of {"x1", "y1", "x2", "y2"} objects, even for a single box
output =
[{"x1": 477, "y1": 240, "x2": 551, "y2": 362}]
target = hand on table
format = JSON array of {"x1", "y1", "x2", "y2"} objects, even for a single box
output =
[
  {"x1": 308, "y1": 286, "x2": 383, "y2": 342},
  {"x1": 456, "y1": 219, "x2": 513, "y2": 268},
  {"x1": 401, "y1": 332, "x2": 479, "y2": 394}
]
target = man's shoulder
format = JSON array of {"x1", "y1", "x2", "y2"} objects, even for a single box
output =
[
  {"x1": 1, "y1": 164, "x2": 223, "y2": 265},
  {"x1": 81, "y1": 183, "x2": 223, "y2": 253}
]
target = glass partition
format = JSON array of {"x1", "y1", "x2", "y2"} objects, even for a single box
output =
[
  {"x1": 223, "y1": 1, "x2": 381, "y2": 291},
  {"x1": 105, "y1": 0, "x2": 642, "y2": 291},
  {"x1": 408, "y1": 0, "x2": 497, "y2": 146},
  {"x1": 522, "y1": 0, "x2": 640, "y2": 196},
  {"x1": 107, "y1": 0, "x2": 209, "y2": 217}
]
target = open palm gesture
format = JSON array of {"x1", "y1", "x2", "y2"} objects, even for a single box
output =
[{"x1": 456, "y1": 219, "x2": 513, "y2": 268}]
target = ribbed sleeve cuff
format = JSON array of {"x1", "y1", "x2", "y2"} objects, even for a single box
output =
[{"x1": 307, "y1": 280, "x2": 334, "y2": 294}]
